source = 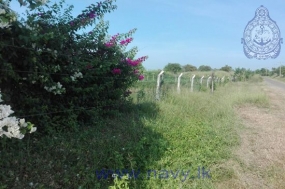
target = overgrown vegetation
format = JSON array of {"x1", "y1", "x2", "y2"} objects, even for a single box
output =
[
  {"x1": 0, "y1": 72, "x2": 269, "y2": 188},
  {"x1": 0, "y1": 1, "x2": 272, "y2": 188}
]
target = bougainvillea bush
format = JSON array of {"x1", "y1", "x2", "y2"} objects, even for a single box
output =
[{"x1": 0, "y1": 0, "x2": 147, "y2": 134}]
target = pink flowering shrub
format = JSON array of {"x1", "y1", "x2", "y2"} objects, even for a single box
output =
[
  {"x1": 138, "y1": 75, "x2": 145, "y2": 80},
  {"x1": 0, "y1": 0, "x2": 147, "y2": 133},
  {"x1": 112, "y1": 68, "x2": 121, "y2": 74}
]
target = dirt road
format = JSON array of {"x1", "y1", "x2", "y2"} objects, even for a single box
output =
[
  {"x1": 218, "y1": 77, "x2": 285, "y2": 189},
  {"x1": 263, "y1": 77, "x2": 285, "y2": 90}
]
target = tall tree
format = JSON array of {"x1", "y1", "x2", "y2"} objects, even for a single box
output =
[
  {"x1": 220, "y1": 65, "x2": 232, "y2": 72},
  {"x1": 164, "y1": 63, "x2": 182, "y2": 73},
  {"x1": 198, "y1": 65, "x2": 212, "y2": 71},
  {"x1": 183, "y1": 64, "x2": 197, "y2": 72}
]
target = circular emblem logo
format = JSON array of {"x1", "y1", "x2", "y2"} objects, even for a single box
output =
[{"x1": 241, "y1": 5, "x2": 282, "y2": 60}]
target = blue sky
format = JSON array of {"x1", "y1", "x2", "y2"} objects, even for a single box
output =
[{"x1": 10, "y1": 0, "x2": 285, "y2": 71}]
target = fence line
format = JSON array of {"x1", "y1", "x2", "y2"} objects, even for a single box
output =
[
  {"x1": 145, "y1": 71, "x2": 232, "y2": 99},
  {"x1": 190, "y1": 75, "x2": 195, "y2": 92},
  {"x1": 155, "y1": 71, "x2": 164, "y2": 100},
  {"x1": 177, "y1": 73, "x2": 183, "y2": 93}
]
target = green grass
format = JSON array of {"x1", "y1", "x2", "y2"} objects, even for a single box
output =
[{"x1": 0, "y1": 78, "x2": 269, "y2": 188}]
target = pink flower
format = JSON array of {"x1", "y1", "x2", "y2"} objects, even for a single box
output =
[
  {"x1": 137, "y1": 56, "x2": 148, "y2": 62},
  {"x1": 112, "y1": 68, "x2": 121, "y2": 74},
  {"x1": 119, "y1": 38, "x2": 133, "y2": 46},
  {"x1": 125, "y1": 56, "x2": 148, "y2": 67},
  {"x1": 105, "y1": 42, "x2": 114, "y2": 47},
  {"x1": 105, "y1": 34, "x2": 120, "y2": 47},
  {"x1": 138, "y1": 75, "x2": 144, "y2": 80},
  {"x1": 111, "y1": 34, "x2": 119, "y2": 42},
  {"x1": 126, "y1": 58, "x2": 139, "y2": 66},
  {"x1": 120, "y1": 40, "x2": 126, "y2": 45},
  {"x1": 134, "y1": 69, "x2": 139, "y2": 74},
  {"x1": 89, "y1": 12, "x2": 96, "y2": 19}
]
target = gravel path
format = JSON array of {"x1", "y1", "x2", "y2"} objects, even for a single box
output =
[
  {"x1": 217, "y1": 79, "x2": 285, "y2": 189},
  {"x1": 263, "y1": 77, "x2": 285, "y2": 90}
]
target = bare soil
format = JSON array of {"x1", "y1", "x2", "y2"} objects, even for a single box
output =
[{"x1": 216, "y1": 79, "x2": 285, "y2": 189}]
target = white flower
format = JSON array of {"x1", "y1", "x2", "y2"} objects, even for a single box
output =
[
  {"x1": 8, "y1": 124, "x2": 20, "y2": 134},
  {"x1": 25, "y1": 24, "x2": 33, "y2": 30},
  {"x1": 19, "y1": 119, "x2": 27, "y2": 127},
  {"x1": 0, "y1": 9, "x2": 6, "y2": 15},
  {"x1": 10, "y1": 16, "x2": 17, "y2": 22},
  {"x1": 0, "y1": 22, "x2": 11, "y2": 29},
  {"x1": 75, "y1": 72, "x2": 83, "y2": 78},
  {"x1": 0, "y1": 116, "x2": 24, "y2": 139},
  {"x1": 0, "y1": 105, "x2": 14, "y2": 119},
  {"x1": 57, "y1": 82, "x2": 62, "y2": 88},
  {"x1": 44, "y1": 83, "x2": 65, "y2": 95},
  {"x1": 30, "y1": 127, "x2": 37, "y2": 133},
  {"x1": 70, "y1": 72, "x2": 83, "y2": 82},
  {"x1": 19, "y1": 119, "x2": 25, "y2": 125},
  {"x1": 0, "y1": 94, "x2": 36, "y2": 139},
  {"x1": 17, "y1": 134, "x2": 25, "y2": 139}
]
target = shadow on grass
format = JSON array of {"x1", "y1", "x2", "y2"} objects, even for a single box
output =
[{"x1": 0, "y1": 101, "x2": 167, "y2": 189}]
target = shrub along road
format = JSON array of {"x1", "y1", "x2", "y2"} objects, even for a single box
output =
[{"x1": 217, "y1": 78, "x2": 285, "y2": 189}]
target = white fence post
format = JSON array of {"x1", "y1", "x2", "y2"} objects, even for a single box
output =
[
  {"x1": 191, "y1": 75, "x2": 195, "y2": 92},
  {"x1": 200, "y1": 75, "x2": 204, "y2": 85},
  {"x1": 207, "y1": 76, "x2": 211, "y2": 88},
  {"x1": 156, "y1": 71, "x2": 164, "y2": 100},
  {"x1": 221, "y1": 76, "x2": 225, "y2": 83},
  {"x1": 177, "y1": 73, "x2": 183, "y2": 93},
  {"x1": 211, "y1": 72, "x2": 214, "y2": 93}
]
